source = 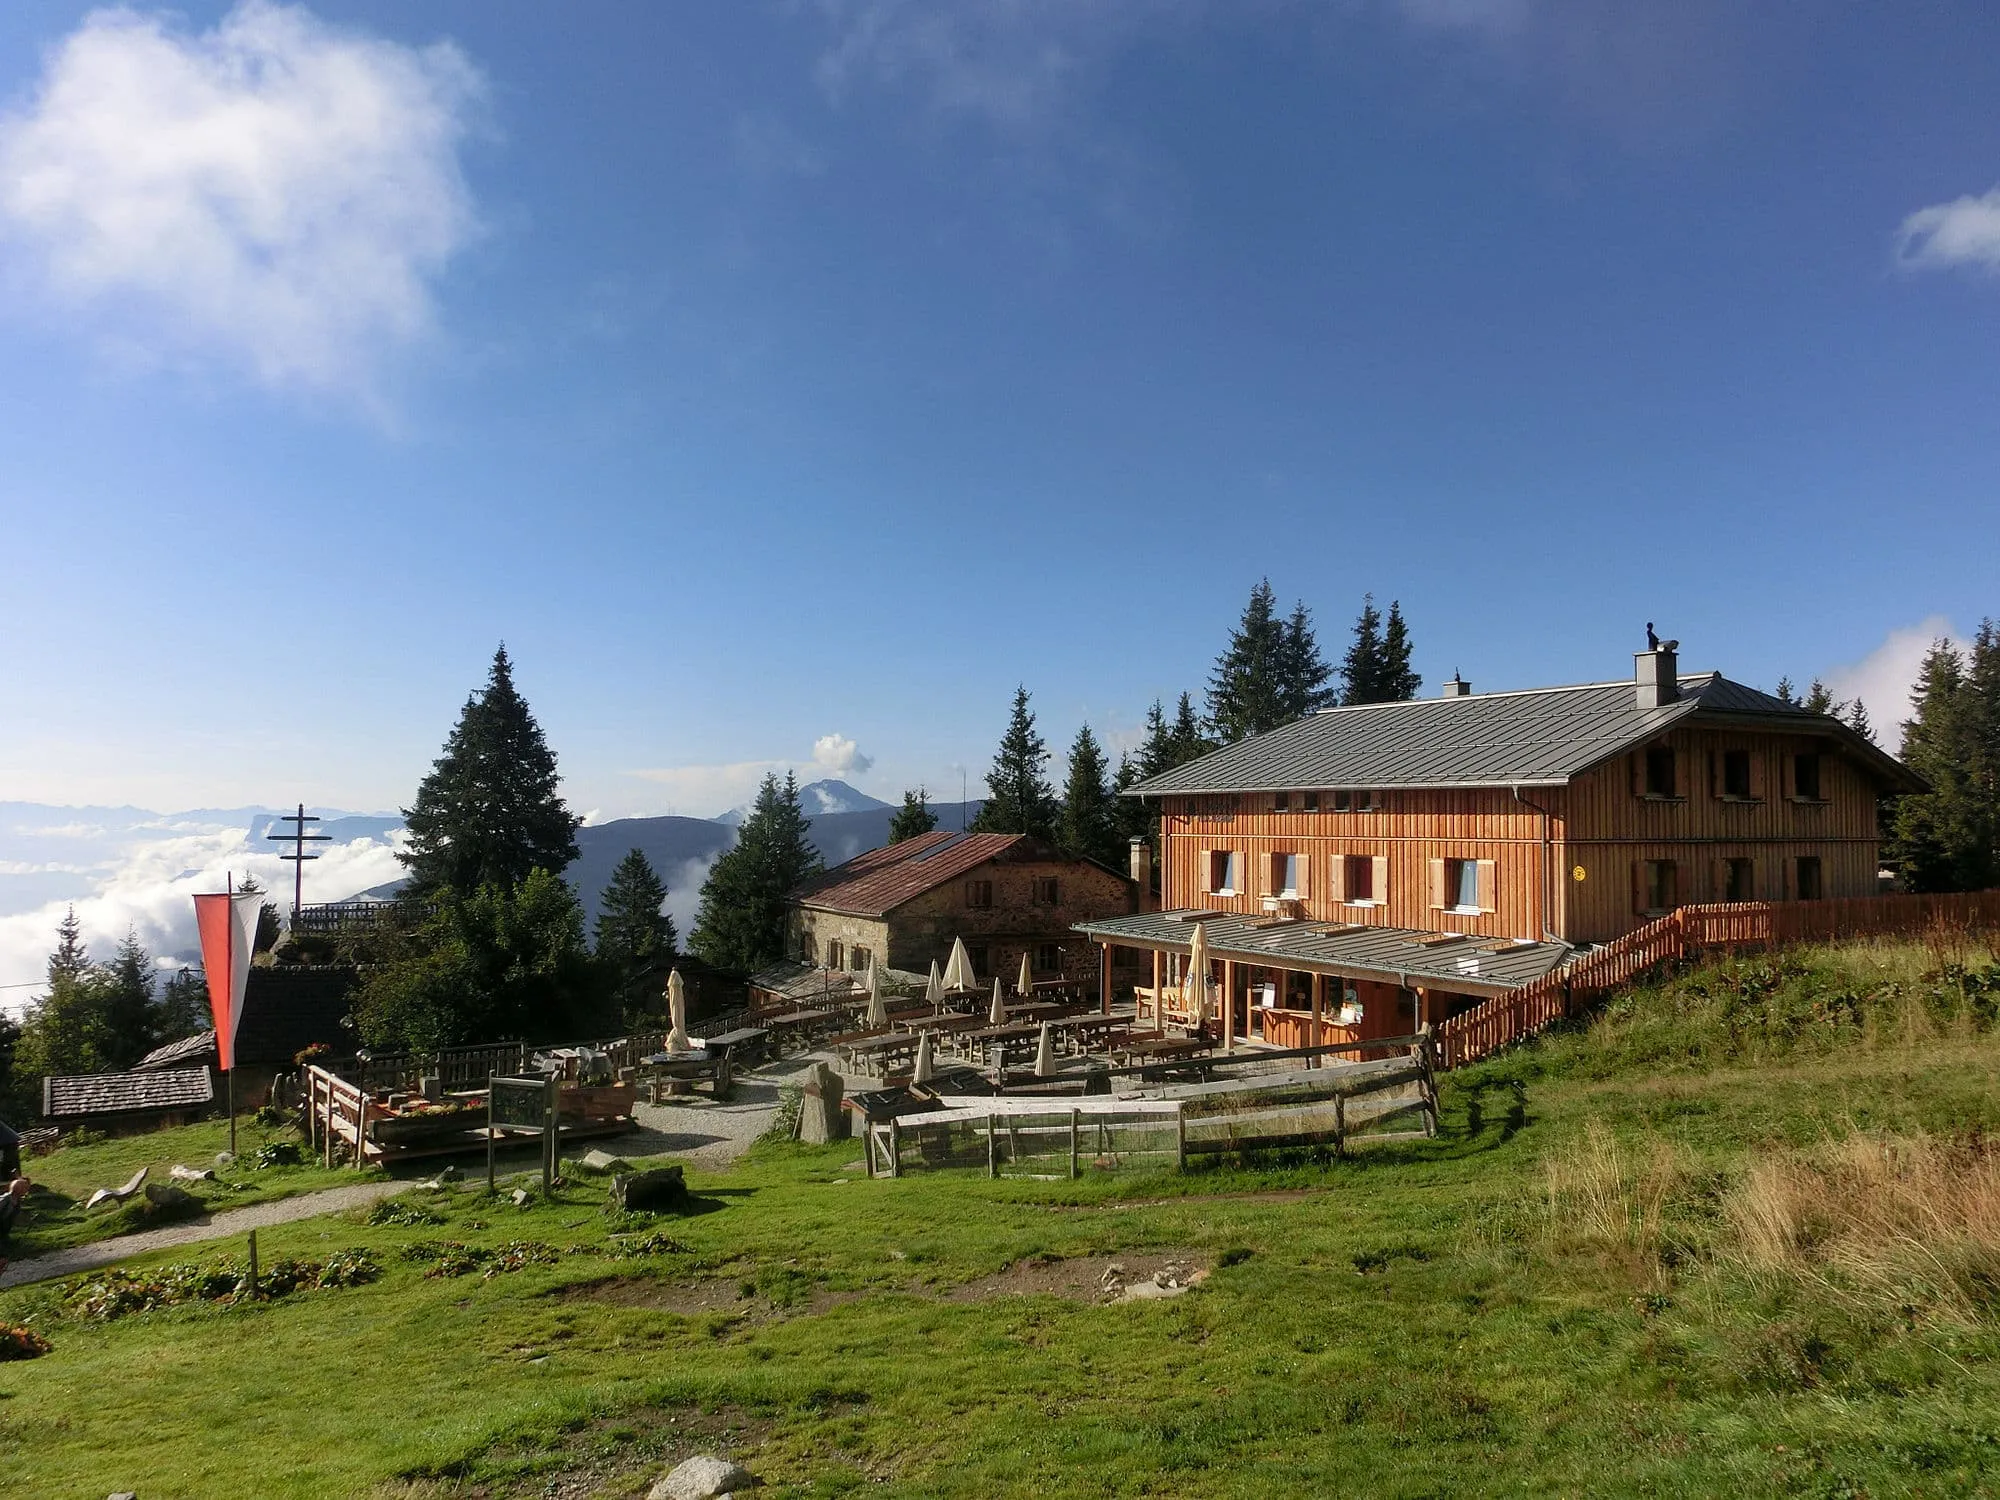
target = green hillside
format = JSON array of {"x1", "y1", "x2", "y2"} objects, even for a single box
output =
[{"x1": 3, "y1": 937, "x2": 1999, "y2": 1498}]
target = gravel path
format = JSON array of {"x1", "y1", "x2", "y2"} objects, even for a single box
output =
[{"x1": 0, "y1": 1180, "x2": 406, "y2": 1290}]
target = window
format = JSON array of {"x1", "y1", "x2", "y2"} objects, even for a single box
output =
[
  {"x1": 1723, "y1": 858, "x2": 1755, "y2": 902},
  {"x1": 1273, "y1": 791, "x2": 1290, "y2": 812},
  {"x1": 1333, "y1": 789, "x2": 1379, "y2": 813},
  {"x1": 1722, "y1": 750, "x2": 1753, "y2": 800},
  {"x1": 1273, "y1": 853, "x2": 1300, "y2": 897},
  {"x1": 970, "y1": 945, "x2": 989, "y2": 974},
  {"x1": 965, "y1": 879, "x2": 993, "y2": 910},
  {"x1": 1207, "y1": 849, "x2": 1241, "y2": 895},
  {"x1": 1344, "y1": 854, "x2": 1375, "y2": 903},
  {"x1": 1641, "y1": 860, "x2": 1679, "y2": 913},
  {"x1": 851, "y1": 946, "x2": 871, "y2": 972},
  {"x1": 801, "y1": 934, "x2": 817, "y2": 964},
  {"x1": 1795, "y1": 856, "x2": 1824, "y2": 901},
  {"x1": 1793, "y1": 753, "x2": 1823, "y2": 801},
  {"x1": 1033, "y1": 876, "x2": 1060, "y2": 905},
  {"x1": 1302, "y1": 791, "x2": 1320, "y2": 812},
  {"x1": 1449, "y1": 859, "x2": 1480, "y2": 912},
  {"x1": 1036, "y1": 943, "x2": 1061, "y2": 973},
  {"x1": 1644, "y1": 746, "x2": 1677, "y2": 798},
  {"x1": 826, "y1": 940, "x2": 843, "y2": 971}
]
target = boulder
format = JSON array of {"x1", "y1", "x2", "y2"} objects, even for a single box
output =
[
  {"x1": 610, "y1": 1165, "x2": 690, "y2": 1213},
  {"x1": 510, "y1": 1188, "x2": 534, "y2": 1207},
  {"x1": 169, "y1": 1164, "x2": 215, "y2": 1183},
  {"x1": 648, "y1": 1454, "x2": 757, "y2": 1499},
  {"x1": 143, "y1": 1183, "x2": 201, "y2": 1214},
  {"x1": 580, "y1": 1149, "x2": 632, "y2": 1174},
  {"x1": 796, "y1": 1063, "x2": 848, "y2": 1144}
]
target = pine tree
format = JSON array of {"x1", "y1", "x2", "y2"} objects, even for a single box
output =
[
  {"x1": 1846, "y1": 697, "x2": 1875, "y2": 744},
  {"x1": 1168, "y1": 693, "x2": 1210, "y2": 766},
  {"x1": 1378, "y1": 601, "x2": 1422, "y2": 701},
  {"x1": 400, "y1": 645, "x2": 581, "y2": 895},
  {"x1": 1135, "y1": 701, "x2": 1173, "y2": 780},
  {"x1": 1775, "y1": 677, "x2": 1797, "y2": 706},
  {"x1": 98, "y1": 929, "x2": 159, "y2": 1070},
  {"x1": 1057, "y1": 724, "x2": 1120, "y2": 868},
  {"x1": 889, "y1": 790, "x2": 939, "y2": 842},
  {"x1": 1275, "y1": 600, "x2": 1339, "y2": 721},
  {"x1": 594, "y1": 849, "x2": 678, "y2": 1021},
  {"x1": 47, "y1": 905, "x2": 87, "y2": 987},
  {"x1": 1804, "y1": 679, "x2": 1837, "y2": 716},
  {"x1": 1890, "y1": 639, "x2": 1995, "y2": 892},
  {"x1": 157, "y1": 967, "x2": 211, "y2": 1044},
  {"x1": 233, "y1": 875, "x2": 281, "y2": 953},
  {"x1": 970, "y1": 687, "x2": 1059, "y2": 840},
  {"x1": 1207, "y1": 580, "x2": 1289, "y2": 742},
  {"x1": 691, "y1": 772, "x2": 825, "y2": 972},
  {"x1": 1341, "y1": 595, "x2": 1387, "y2": 705},
  {"x1": 0, "y1": 1007, "x2": 23, "y2": 1122}
]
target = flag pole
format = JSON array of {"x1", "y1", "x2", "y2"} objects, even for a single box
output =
[{"x1": 226, "y1": 871, "x2": 236, "y2": 1158}]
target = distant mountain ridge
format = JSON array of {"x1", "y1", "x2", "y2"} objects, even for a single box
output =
[{"x1": 714, "y1": 779, "x2": 891, "y2": 825}]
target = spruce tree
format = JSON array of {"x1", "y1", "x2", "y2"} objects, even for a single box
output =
[
  {"x1": 595, "y1": 849, "x2": 678, "y2": 1020},
  {"x1": 1804, "y1": 679, "x2": 1837, "y2": 716},
  {"x1": 47, "y1": 905, "x2": 87, "y2": 987},
  {"x1": 889, "y1": 790, "x2": 939, "y2": 842},
  {"x1": 1846, "y1": 697, "x2": 1875, "y2": 744},
  {"x1": 1057, "y1": 724, "x2": 1120, "y2": 868},
  {"x1": 400, "y1": 645, "x2": 581, "y2": 895},
  {"x1": 157, "y1": 967, "x2": 211, "y2": 1044},
  {"x1": 691, "y1": 772, "x2": 825, "y2": 972},
  {"x1": 1890, "y1": 639, "x2": 1995, "y2": 891},
  {"x1": 1135, "y1": 701, "x2": 1173, "y2": 780},
  {"x1": 1276, "y1": 600, "x2": 1339, "y2": 721},
  {"x1": 970, "y1": 687, "x2": 1060, "y2": 841},
  {"x1": 1774, "y1": 677, "x2": 1797, "y2": 706},
  {"x1": 98, "y1": 929, "x2": 159, "y2": 1069},
  {"x1": 1168, "y1": 693, "x2": 1211, "y2": 766},
  {"x1": 1341, "y1": 595, "x2": 1387, "y2": 705},
  {"x1": 1378, "y1": 601, "x2": 1422, "y2": 701},
  {"x1": 1208, "y1": 580, "x2": 1289, "y2": 742}
]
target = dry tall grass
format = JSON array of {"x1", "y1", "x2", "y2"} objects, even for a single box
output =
[
  {"x1": 1726, "y1": 1129, "x2": 2000, "y2": 1325},
  {"x1": 1542, "y1": 1121, "x2": 1687, "y2": 1281}
]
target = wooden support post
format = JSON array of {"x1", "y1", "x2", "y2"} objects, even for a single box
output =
[
  {"x1": 987, "y1": 1114, "x2": 998, "y2": 1178},
  {"x1": 1069, "y1": 1108, "x2": 1080, "y2": 1179},
  {"x1": 323, "y1": 1079, "x2": 334, "y2": 1169},
  {"x1": 888, "y1": 1116, "x2": 901, "y2": 1179},
  {"x1": 1175, "y1": 1107, "x2": 1186, "y2": 1172},
  {"x1": 486, "y1": 1075, "x2": 497, "y2": 1195},
  {"x1": 247, "y1": 1229, "x2": 259, "y2": 1301},
  {"x1": 1099, "y1": 943, "x2": 1113, "y2": 1016},
  {"x1": 1151, "y1": 950, "x2": 1162, "y2": 1026},
  {"x1": 1334, "y1": 1092, "x2": 1346, "y2": 1158},
  {"x1": 1222, "y1": 959, "x2": 1236, "y2": 1051},
  {"x1": 353, "y1": 1094, "x2": 368, "y2": 1170},
  {"x1": 1310, "y1": 974, "x2": 1324, "y2": 1064}
]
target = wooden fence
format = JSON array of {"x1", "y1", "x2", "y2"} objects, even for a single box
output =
[{"x1": 1435, "y1": 889, "x2": 2000, "y2": 1070}]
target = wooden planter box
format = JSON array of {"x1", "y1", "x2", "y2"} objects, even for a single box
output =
[{"x1": 370, "y1": 1107, "x2": 489, "y2": 1146}]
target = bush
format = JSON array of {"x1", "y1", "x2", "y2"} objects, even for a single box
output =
[{"x1": 0, "y1": 1323, "x2": 50, "y2": 1361}]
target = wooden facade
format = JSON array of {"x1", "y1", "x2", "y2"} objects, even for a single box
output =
[{"x1": 1156, "y1": 720, "x2": 1892, "y2": 946}]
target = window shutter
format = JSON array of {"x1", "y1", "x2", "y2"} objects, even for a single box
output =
[
  {"x1": 1749, "y1": 751, "x2": 1767, "y2": 802},
  {"x1": 1259, "y1": 852, "x2": 1275, "y2": 896},
  {"x1": 1631, "y1": 861, "x2": 1646, "y2": 914},
  {"x1": 1711, "y1": 859, "x2": 1727, "y2": 901},
  {"x1": 1475, "y1": 859, "x2": 1496, "y2": 912},
  {"x1": 1200, "y1": 849, "x2": 1215, "y2": 893},
  {"x1": 1329, "y1": 854, "x2": 1346, "y2": 903},
  {"x1": 1428, "y1": 858, "x2": 1447, "y2": 910},
  {"x1": 1373, "y1": 856, "x2": 1390, "y2": 909},
  {"x1": 1294, "y1": 853, "x2": 1311, "y2": 899}
]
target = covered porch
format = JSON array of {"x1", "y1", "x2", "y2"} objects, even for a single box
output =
[{"x1": 1076, "y1": 910, "x2": 1574, "y2": 1052}]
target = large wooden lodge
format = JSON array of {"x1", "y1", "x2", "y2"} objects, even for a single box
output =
[{"x1": 1077, "y1": 645, "x2": 1922, "y2": 1049}]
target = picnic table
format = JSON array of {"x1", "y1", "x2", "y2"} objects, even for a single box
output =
[
  {"x1": 1044, "y1": 1013, "x2": 1126, "y2": 1053},
  {"x1": 894, "y1": 1014, "x2": 989, "y2": 1036},
  {"x1": 1110, "y1": 1035, "x2": 1215, "y2": 1067},
  {"x1": 639, "y1": 1048, "x2": 733, "y2": 1100},
  {"x1": 762, "y1": 1007, "x2": 843, "y2": 1050},
  {"x1": 839, "y1": 1030, "x2": 925, "y2": 1075},
  {"x1": 953, "y1": 1022, "x2": 1043, "y2": 1069},
  {"x1": 697, "y1": 1027, "x2": 769, "y2": 1066}
]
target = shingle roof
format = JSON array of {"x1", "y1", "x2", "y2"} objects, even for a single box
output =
[
  {"x1": 135, "y1": 1030, "x2": 217, "y2": 1071},
  {"x1": 795, "y1": 831, "x2": 1034, "y2": 918},
  {"x1": 43, "y1": 1066, "x2": 214, "y2": 1119},
  {"x1": 1074, "y1": 910, "x2": 1573, "y2": 996},
  {"x1": 1125, "y1": 673, "x2": 1919, "y2": 796}
]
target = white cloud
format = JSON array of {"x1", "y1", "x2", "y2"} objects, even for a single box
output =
[
  {"x1": 0, "y1": 825, "x2": 405, "y2": 1010},
  {"x1": 626, "y1": 760, "x2": 788, "y2": 819},
  {"x1": 1820, "y1": 616, "x2": 1964, "y2": 749},
  {"x1": 0, "y1": 1, "x2": 483, "y2": 400},
  {"x1": 1895, "y1": 187, "x2": 2000, "y2": 275},
  {"x1": 812, "y1": 733, "x2": 873, "y2": 779}
]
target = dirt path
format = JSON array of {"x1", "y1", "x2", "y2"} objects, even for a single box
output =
[{"x1": 0, "y1": 1180, "x2": 406, "y2": 1290}]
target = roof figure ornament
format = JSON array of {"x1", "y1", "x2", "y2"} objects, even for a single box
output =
[{"x1": 1645, "y1": 623, "x2": 1679, "y2": 652}]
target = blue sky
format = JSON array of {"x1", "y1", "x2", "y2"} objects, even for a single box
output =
[{"x1": 1, "y1": 0, "x2": 1997, "y2": 822}]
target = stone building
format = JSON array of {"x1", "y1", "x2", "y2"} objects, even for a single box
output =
[{"x1": 789, "y1": 831, "x2": 1141, "y2": 994}]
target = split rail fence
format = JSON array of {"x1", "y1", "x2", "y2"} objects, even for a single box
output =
[{"x1": 1435, "y1": 889, "x2": 2000, "y2": 1069}]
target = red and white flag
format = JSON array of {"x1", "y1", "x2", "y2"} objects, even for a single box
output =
[{"x1": 193, "y1": 890, "x2": 262, "y2": 1070}]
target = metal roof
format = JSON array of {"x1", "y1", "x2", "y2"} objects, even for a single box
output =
[
  {"x1": 794, "y1": 831, "x2": 1031, "y2": 917},
  {"x1": 1124, "y1": 673, "x2": 1918, "y2": 796},
  {"x1": 1074, "y1": 910, "x2": 1574, "y2": 996},
  {"x1": 43, "y1": 1066, "x2": 215, "y2": 1119}
]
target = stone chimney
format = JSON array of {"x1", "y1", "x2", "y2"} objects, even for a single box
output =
[
  {"x1": 1635, "y1": 647, "x2": 1679, "y2": 710},
  {"x1": 1128, "y1": 837, "x2": 1152, "y2": 890},
  {"x1": 1442, "y1": 673, "x2": 1471, "y2": 697}
]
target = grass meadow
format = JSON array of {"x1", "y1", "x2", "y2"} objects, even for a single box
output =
[{"x1": 3, "y1": 938, "x2": 2000, "y2": 1498}]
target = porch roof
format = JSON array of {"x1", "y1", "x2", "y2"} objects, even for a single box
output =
[{"x1": 1075, "y1": 910, "x2": 1573, "y2": 997}]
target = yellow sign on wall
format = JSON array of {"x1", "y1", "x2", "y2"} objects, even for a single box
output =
[{"x1": 1572, "y1": 865, "x2": 1587, "y2": 882}]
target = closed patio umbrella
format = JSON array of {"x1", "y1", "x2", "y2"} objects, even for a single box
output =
[
  {"x1": 666, "y1": 968, "x2": 690, "y2": 1052},
  {"x1": 1017, "y1": 949, "x2": 1034, "y2": 997},
  {"x1": 864, "y1": 957, "x2": 887, "y2": 1030},
  {"x1": 1180, "y1": 923, "x2": 1209, "y2": 1030},
  {"x1": 912, "y1": 1028, "x2": 935, "y2": 1085},
  {"x1": 926, "y1": 959, "x2": 945, "y2": 1012},
  {"x1": 1034, "y1": 1021, "x2": 1055, "y2": 1077},
  {"x1": 943, "y1": 936, "x2": 976, "y2": 993},
  {"x1": 988, "y1": 975, "x2": 1007, "y2": 1027}
]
